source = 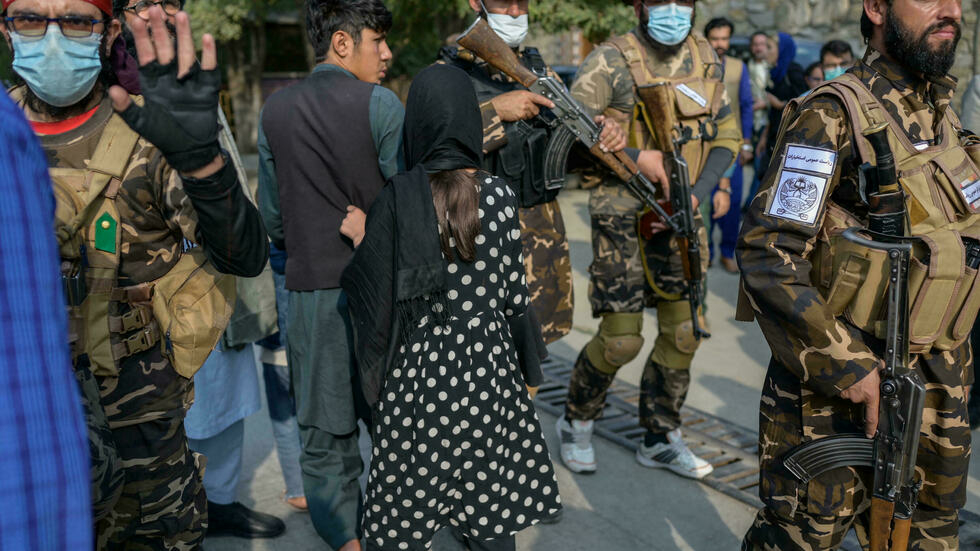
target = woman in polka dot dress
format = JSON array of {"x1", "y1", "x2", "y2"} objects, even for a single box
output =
[{"x1": 352, "y1": 65, "x2": 562, "y2": 551}]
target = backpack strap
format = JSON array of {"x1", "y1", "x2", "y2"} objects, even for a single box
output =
[{"x1": 56, "y1": 113, "x2": 140, "y2": 246}]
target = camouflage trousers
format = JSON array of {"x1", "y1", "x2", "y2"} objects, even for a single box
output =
[
  {"x1": 519, "y1": 200, "x2": 573, "y2": 344},
  {"x1": 95, "y1": 348, "x2": 207, "y2": 550},
  {"x1": 565, "y1": 346, "x2": 692, "y2": 433},
  {"x1": 742, "y1": 502, "x2": 959, "y2": 551},
  {"x1": 74, "y1": 361, "x2": 124, "y2": 523}
]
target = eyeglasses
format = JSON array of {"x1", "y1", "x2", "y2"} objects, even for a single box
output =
[
  {"x1": 3, "y1": 15, "x2": 106, "y2": 39},
  {"x1": 122, "y1": 0, "x2": 181, "y2": 21}
]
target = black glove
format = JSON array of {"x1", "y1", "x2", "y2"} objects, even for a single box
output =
[{"x1": 118, "y1": 59, "x2": 221, "y2": 173}]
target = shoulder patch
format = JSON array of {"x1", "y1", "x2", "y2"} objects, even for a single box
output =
[{"x1": 766, "y1": 145, "x2": 838, "y2": 226}]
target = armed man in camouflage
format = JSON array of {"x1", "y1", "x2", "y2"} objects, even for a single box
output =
[
  {"x1": 738, "y1": 0, "x2": 976, "y2": 548},
  {"x1": 2, "y1": 0, "x2": 268, "y2": 548},
  {"x1": 557, "y1": 0, "x2": 740, "y2": 479},
  {"x1": 439, "y1": 0, "x2": 627, "y2": 346}
]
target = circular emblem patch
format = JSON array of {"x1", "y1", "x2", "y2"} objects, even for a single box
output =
[{"x1": 778, "y1": 176, "x2": 819, "y2": 213}]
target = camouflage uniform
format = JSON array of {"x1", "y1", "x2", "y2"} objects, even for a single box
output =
[
  {"x1": 30, "y1": 95, "x2": 209, "y2": 550},
  {"x1": 440, "y1": 47, "x2": 574, "y2": 344},
  {"x1": 564, "y1": 29, "x2": 739, "y2": 434},
  {"x1": 738, "y1": 49, "x2": 973, "y2": 549}
]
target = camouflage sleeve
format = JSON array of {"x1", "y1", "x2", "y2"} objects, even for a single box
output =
[
  {"x1": 570, "y1": 44, "x2": 634, "y2": 118},
  {"x1": 737, "y1": 96, "x2": 880, "y2": 397},
  {"x1": 710, "y1": 85, "x2": 742, "y2": 160},
  {"x1": 482, "y1": 100, "x2": 508, "y2": 154},
  {"x1": 151, "y1": 149, "x2": 200, "y2": 244}
]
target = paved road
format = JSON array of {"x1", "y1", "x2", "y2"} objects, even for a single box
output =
[{"x1": 204, "y1": 186, "x2": 980, "y2": 550}]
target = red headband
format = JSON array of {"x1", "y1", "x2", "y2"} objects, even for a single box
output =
[{"x1": 2, "y1": 0, "x2": 113, "y2": 16}]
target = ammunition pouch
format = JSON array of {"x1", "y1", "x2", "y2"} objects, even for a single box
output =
[
  {"x1": 803, "y1": 74, "x2": 980, "y2": 354},
  {"x1": 493, "y1": 119, "x2": 561, "y2": 208}
]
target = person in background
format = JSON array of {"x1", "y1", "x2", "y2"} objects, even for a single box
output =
[
  {"x1": 804, "y1": 62, "x2": 823, "y2": 90},
  {"x1": 705, "y1": 16, "x2": 752, "y2": 274},
  {"x1": 0, "y1": 79, "x2": 92, "y2": 551},
  {"x1": 256, "y1": 242, "x2": 308, "y2": 511},
  {"x1": 257, "y1": 1, "x2": 404, "y2": 549},
  {"x1": 819, "y1": 39, "x2": 854, "y2": 81},
  {"x1": 762, "y1": 32, "x2": 808, "y2": 160},
  {"x1": 746, "y1": 30, "x2": 771, "y2": 207},
  {"x1": 344, "y1": 63, "x2": 562, "y2": 551}
]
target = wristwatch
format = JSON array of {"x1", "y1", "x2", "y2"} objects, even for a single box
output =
[
  {"x1": 717, "y1": 187, "x2": 732, "y2": 194},
  {"x1": 741, "y1": 144, "x2": 754, "y2": 151}
]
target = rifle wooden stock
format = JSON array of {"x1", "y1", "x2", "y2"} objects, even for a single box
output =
[
  {"x1": 590, "y1": 144, "x2": 640, "y2": 182},
  {"x1": 457, "y1": 19, "x2": 538, "y2": 88},
  {"x1": 870, "y1": 496, "x2": 897, "y2": 551},
  {"x1": 636, "y1": 84, "x2": 676, "y2": 152}
]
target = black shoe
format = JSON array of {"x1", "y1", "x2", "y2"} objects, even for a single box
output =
[{"x1": 206, "y1": 501, "x2": 286, "y2": 539}]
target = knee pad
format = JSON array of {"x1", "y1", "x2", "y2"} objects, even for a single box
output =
[
  {"x1": 586, "y1": 312, "x2": 644, "y2": 374},
  {"x1": 652, "y1": 301, "x2": 705, "y2": 369}
]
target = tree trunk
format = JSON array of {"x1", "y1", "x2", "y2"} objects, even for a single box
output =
[{"x1": 225, "y1": 20, "x2": 267, "y2": 154}]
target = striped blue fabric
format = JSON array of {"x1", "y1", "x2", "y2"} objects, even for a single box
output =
[{"x1": 0, "y1": 92, "x2": 92, "y2": 550}]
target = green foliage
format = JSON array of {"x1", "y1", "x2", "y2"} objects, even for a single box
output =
[
  {"x1": 532, "y1": 0, "x2": 635, "y2": 44},
  {"x1": 184, "y1": 0, "x2": 301, "y2": 43},
  {"x1": 385, "y1": 0, "x2": 471, "y2": 77}
]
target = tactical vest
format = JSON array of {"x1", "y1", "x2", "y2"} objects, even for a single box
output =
[
  {"x1": 799, "y1": 74, "x2": 980, "y2": 353},
  {"x1": 52, "y1": 110, "x2": 235, "y2": 379},
  {"x1": 441, "y1": 46, "x2": 559, "y2": 208},
  {"x1": 722, "y1": 55, "x2": 745, "y2": 137},
  {"x1": 608, "y1": 32, "x2": 734, "y2": 184}
]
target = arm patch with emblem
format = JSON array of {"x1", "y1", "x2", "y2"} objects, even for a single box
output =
[{"x1": 766, "y1": 145, "x2": 837, "y2": 226}]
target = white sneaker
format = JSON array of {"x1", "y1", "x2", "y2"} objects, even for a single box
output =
[
  {"x1": 635, "y1": 429, "x2": 713, "y2": 480},
  {"x1": 557, "y1": 414, "x2": 597, "y2": 474}
]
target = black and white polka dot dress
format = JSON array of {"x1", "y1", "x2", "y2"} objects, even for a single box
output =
[{"x1": 362, "y1": 174, "x2": 562, "y2": 550}]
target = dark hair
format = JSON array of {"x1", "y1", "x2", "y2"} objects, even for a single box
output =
[
  {"x1": 306, "y1": 0, "x2": 393, "y2": 62},
  {"x1": 805, "y1": 61, "x2": 822, "y2": 78},
  {"x1": 820, "y1": 39, "x2": 853, "y2": 63},
  {"x1": 750, "y1": 31, "x2": 769, "y2": 42},
  {"x1": 704, "y1": 17, "x2": 733, "y2": 38},
  {"x1": 430, "y1": 170, "x2": 481, "y2": 264},
  {"x1": 861, "y1": 1, "x2": 891, "y2": 42}
]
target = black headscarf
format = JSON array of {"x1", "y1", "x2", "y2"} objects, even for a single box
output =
[
  {"x1": 403, "y1": 64, "x2": 484, "y2": 172},
  {"x1": 342, "y1": 64, "x2": 484, "y2": 406}
]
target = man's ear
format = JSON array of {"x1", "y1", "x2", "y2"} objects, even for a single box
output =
[
  {"x1": 468, "y1": 0, "x2": 481, "y2": 13},
  {"x1": 864, "y1": 0, "x2": 887, "y2": 27},
  {"x1": 104, "y1": 18, "x2": 122, "y2": 56},
  {"x1": 633, "y1": 0, "x2": 644, "y2": 20},
  {"x1": 330, "y1": 29, "x2": 353, "y2": 59}
]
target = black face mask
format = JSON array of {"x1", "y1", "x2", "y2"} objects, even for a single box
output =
[{"x1": 884, "y1": 8, "x2": 960, "y2": 78}]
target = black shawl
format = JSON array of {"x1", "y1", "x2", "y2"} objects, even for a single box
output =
[{"x1": 342, "y1": 64, "x2": 544, "y2": 407}]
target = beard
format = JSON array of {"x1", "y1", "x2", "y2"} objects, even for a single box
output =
[
  {"x1": 12, "y1": 32, "x2": 114, "y2": 119},
  {"x1": 884, "y1": 8, "x2": 960, "y2": 77}
]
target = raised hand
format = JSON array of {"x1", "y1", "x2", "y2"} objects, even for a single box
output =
[{"x1": 108, "y1": 7, "x2": 223, "y2": 177}]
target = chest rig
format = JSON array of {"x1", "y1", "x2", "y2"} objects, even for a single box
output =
[
  {"x1": 608, "y1": 32, "x2": 729, "y2": 184},
  {"x1": 442, "y1": 46, "x2": 560, "y2": 208},
  {"x1": 52, "y1": 111, "x2": 234, "y2": 378},
  {"x1": 805, "y1": 74, "x2": 980, "y2": 353}
]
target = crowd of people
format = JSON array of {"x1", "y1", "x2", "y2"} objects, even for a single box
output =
[{"x1": 1, "y1": 0, "x2": 977, "y2": 550}]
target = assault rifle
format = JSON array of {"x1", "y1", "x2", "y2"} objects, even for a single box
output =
[
  {"x1": 457, "y1": 19, "x2": 709, "y2": 339},
  {"x1": 783, "y1": 127, "x2": 924, "y2": 551},
  {"x1": 636, "y1": 84, "x2": 711, "y2": 340}
]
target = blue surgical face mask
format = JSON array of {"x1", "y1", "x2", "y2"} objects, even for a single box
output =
[
  {"x1": 11, "y1": 25, "x2": 103, "y2": 108},
  {"x1": 824, "y1": 65, "x2": 847, "y2": 81},
  {"x1": 646, "y1": 3, "x2": 694, "y2": 47}
]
